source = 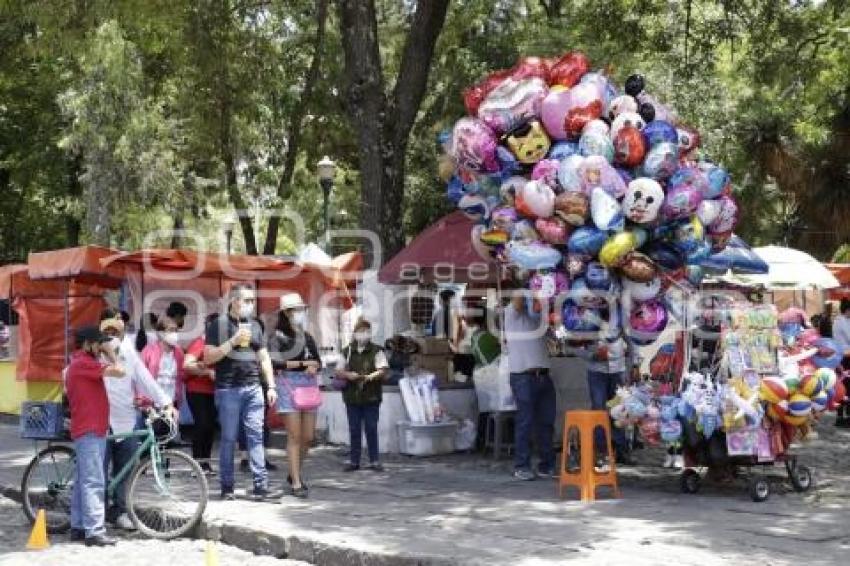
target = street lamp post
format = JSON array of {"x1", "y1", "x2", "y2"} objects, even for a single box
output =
[
  {"x1": 223, "y1": 215, "x2": 235, "y2": 254},
  {"x1": 317, "y1": 155, "x2": 336, "y2": 251}
]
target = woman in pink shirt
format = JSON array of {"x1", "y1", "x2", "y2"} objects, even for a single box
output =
[{"x1": 141, "y1": 316, "x2": 186, "y2": 409}]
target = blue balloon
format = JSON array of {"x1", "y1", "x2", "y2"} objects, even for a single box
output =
[
  {"x1": 702, "y1": 164, "x2": 730, "y2": 199},
  {"x1": 446, "y1": 176, "x2": 464, "y2": 204},
  {"x1": 586, "y1": 261, "x2": 613, "y2": 291},
  {"x1": 547, "y1": 141, "x2": 580, "y2": 161},
  {"x1": 496, "y1": 145, "x2": 522, "y2": 174},
  {"x1": 562, "y1": 304, "x2": 602, "y2": 333},
  {"x1": 700, "y1": 235, "x2": 769, "y2": 274},
  {"x1": 642, "y1": 120, "x2": 679, "y2": 147},
  {"x1": 568, "y1": 226, "x2": 608, "y2": 256},
  {"x1": 645, "y1": 241, "x2": 685, "y2": 271},
  {"x1": 641, "y1": 142, "x2": 679, "y2": 180}
]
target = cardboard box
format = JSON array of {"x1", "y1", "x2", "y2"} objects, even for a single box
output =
[
  {"x1": 415, "y1": 337, "x2": 452, "y2": 356},
  {"x1": 418, "y1": 354, "x2": 450, "y2": 382}
]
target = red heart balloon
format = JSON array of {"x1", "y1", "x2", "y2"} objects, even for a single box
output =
[{"x1": 549, "y1": 51, "x2": 590, "y2": 88}]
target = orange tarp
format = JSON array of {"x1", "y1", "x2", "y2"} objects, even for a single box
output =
[
  {"x1": 0, "y1": 264, "x2": 27, "y2": 300},
  {"x1": 13, "y1": 296, "x2": 106, "y2": 381}
]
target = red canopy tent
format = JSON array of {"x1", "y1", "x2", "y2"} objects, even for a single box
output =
[
  {"x1": 0, "y1": 246, "x2": 123, "y2": 381},
  {"x1": 827, "y1": 264, "x2": 850, "y2": 300},
  {"x1": 378, "y1": 211, "x2": 501, "y2": 286}
]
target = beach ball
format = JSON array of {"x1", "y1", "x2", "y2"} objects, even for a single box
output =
[
  {"x1": 782, "y1": 413, "x2": 809, "y2": 427},
  {"x1": 815, "y1": 367, "x2": 837, "y2": 392},
  {"x1": 798, "y1": 373, "x2": 822, "y2": 398},
  {"x1": 788, "y1": 393, "x2": 812, "y2": 417},
  {"x1": 767, "y1": 401, "x2": 789, "y2": 423},
  {"x1": 784, "y1": 375, "x2": 800, "y2": 395},
  {"x1": 811, "y1": 390, "x2": 829, "y2": 413},
  {"x1": 760, "y1": 376, "x2": 789, "y2": 404}
]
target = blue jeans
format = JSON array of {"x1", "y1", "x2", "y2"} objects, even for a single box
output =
[
  {"x1": 71, "y1": 433, "x2": 107, "y2": 537},
  {"x1": 103, "y1": 429, "x2": 140, "y2": 519},
  {"x1": 587, "y1": 370, "x2": 627, "y2": 456},
  {"x1": 509, "y1": 371, "x2": 556, "y2": 473},
  {"x1": 345, "y1": 403, "x2": 380, "y2": 466},
  {"x1": 216, "y1": 385, "x2": 267, "y2": 491}
]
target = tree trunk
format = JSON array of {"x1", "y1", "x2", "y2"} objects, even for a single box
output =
[
  {"x1": 170, "y1": 214, "x2": 185, "y2": 248},
  {"x1": 263, "y1": 0, "x2": 329, "y2": 255},
  {"x1": 337, "y1": 0, "x2": 450, "y2": 264}
]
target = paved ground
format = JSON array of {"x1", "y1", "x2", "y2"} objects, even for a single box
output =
[{"x1": 0, "y1": 417, "x2": 848, "y2": 565}]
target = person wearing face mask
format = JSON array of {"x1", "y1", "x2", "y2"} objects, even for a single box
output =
[
  {"x1": 141, "y1": 316, "x2": 186, "y2": 409},
  {"x1": 204, "y1": 284, "x2": 280, "y2": 501},
  {"x1": 66, "y1": 325, "x2": 125, "y2": 547},
  {"x1": 267, "y1": 292, "x2": 322, "y2": 498},
  {"x1": 135, "y1": 312, "x2": 160, "y2": 352},
  {"x1": 335, "y1": 319, "x2": 389, "y2": 472},
  {"x1": 98, "y1": 310, "x2": 173, "y2": 530}
]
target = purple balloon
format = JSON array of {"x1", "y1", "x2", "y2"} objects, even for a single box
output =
[
  {"x1": 629, "y1": 299, "x2": 668, "y2": 333},
  {"x1": 662, "y1": 184, "x2": 703, "y2": 221},
  {"x1": 450, "y1": 118, "x2": 500, "y2": 173}
]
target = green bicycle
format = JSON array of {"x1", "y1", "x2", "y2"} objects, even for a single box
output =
[{"x1": 21, "y1": 409, "x2": 208, "y2": 539}]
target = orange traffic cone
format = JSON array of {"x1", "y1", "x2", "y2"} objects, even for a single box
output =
[
  {"x1": 26, "y1": 509, "x2": 49, "y2": 550},
  {"x1": 204, "y1": 540, "x2": 219, "y2": 566}
]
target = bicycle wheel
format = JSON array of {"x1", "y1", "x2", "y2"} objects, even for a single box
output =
[
  {"x1": 20, "y1": 445, "x2": 76, "y2": 534},
  {"x1": 126, "y1": 449, "x2": 208, "y2": 539}
]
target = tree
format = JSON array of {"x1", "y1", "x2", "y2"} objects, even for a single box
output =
[
  {"x1": 336, "y1": 0, "x2": 450, "y2": 264},
  {"x1": 58, "y1": 20, "x2": 185, "y2": 246}
]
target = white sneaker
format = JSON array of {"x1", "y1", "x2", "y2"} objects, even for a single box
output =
[
  {"x1": 673, "y1": 455, "x2": 684, "y2": 469},
  {"x1": 662, "y1": 454, "x2": 674, "y2": 468},
  {"x1": 114, "y1": 513, "x2": 136, "y2": 531}
]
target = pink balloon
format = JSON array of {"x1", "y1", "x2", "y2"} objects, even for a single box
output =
[
  {"x1": 531, "y1": 159, "x2": 560, "y2": 189},
  {"x1": 535, "y1": 217, "x2": 570, "y2": 245},
  {"x1": 450, "y1": 117, "x2": 500, "y2": 173},
  {"x1": 541, "y1": 83, "x2": 603, "y2": 140}
]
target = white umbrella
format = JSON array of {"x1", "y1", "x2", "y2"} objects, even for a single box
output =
[{"x1": 730, "y1": 245, "x2": 839, "y2": 290}]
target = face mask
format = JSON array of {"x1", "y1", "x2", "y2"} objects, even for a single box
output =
[
  {"x1": 162, "y1": 332, "x2": 180, "y2": 347},
  {"x1": 292, "y1": 310, "x2": 307, "y2": 328},
  {"x1": 108, "y1": 337, "x2": 122, "y2": 352},
  {"x1": 239, "y1": 303, "x2": 254, "y2": 320},
  {"x1": 354, "y1": 332, "x2": 370, "y2": 345}
]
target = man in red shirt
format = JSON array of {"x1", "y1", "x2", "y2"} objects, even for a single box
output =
[{"x1": 66, "y1": 325, "x2": 125, "y2": 546}]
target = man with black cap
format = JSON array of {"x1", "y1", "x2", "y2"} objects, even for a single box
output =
[{"x1": 66, "y1": 325, "x2": 125, "y2": 546}]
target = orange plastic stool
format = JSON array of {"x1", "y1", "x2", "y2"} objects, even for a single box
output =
[{"x1": 558, "y1": 410, "x2": 620, "y2": 501}]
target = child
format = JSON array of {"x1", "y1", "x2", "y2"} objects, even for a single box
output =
[{"x1": 66, "y1": 325, "x2": 125, "y2": 546}]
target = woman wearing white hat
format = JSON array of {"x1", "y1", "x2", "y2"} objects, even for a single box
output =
[{"x1": 268, "y1": 292, "x2": 322, "y2": 498}]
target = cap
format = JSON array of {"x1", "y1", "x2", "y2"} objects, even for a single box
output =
[
  {"x1": 279, "y1": 292, "x2": 306, "y2": 310},
  {"x1": 75, "y1": 325, "x2": 109, "y2": 344},
  {"x1": 99, "y1": 317, "x2": 125, "y2": 333}
]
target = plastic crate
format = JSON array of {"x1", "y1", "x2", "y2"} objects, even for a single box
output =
[
  {"x1": 20, "y1": 402, "x2": 66, "y2": 440},
  {"x1": 397, "y1": 421, "x2": 458, "y2": 456}
]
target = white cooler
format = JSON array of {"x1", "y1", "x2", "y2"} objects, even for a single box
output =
[{"x1": 397, "y1": 421, "x2": 458, "y2": 456}]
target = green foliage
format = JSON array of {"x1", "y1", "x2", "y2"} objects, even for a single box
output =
[{"x1": 0, "y1": 0, "x2": 848, "y2": 261}]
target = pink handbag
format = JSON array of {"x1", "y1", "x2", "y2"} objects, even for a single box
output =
[{"x1": 281, "y1": 374, "x2": 323, "y2": 411}]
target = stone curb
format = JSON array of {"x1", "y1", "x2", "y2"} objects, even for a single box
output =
[{"x1": 2, "y1": 480, "x2": 455, "y2": 566}]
